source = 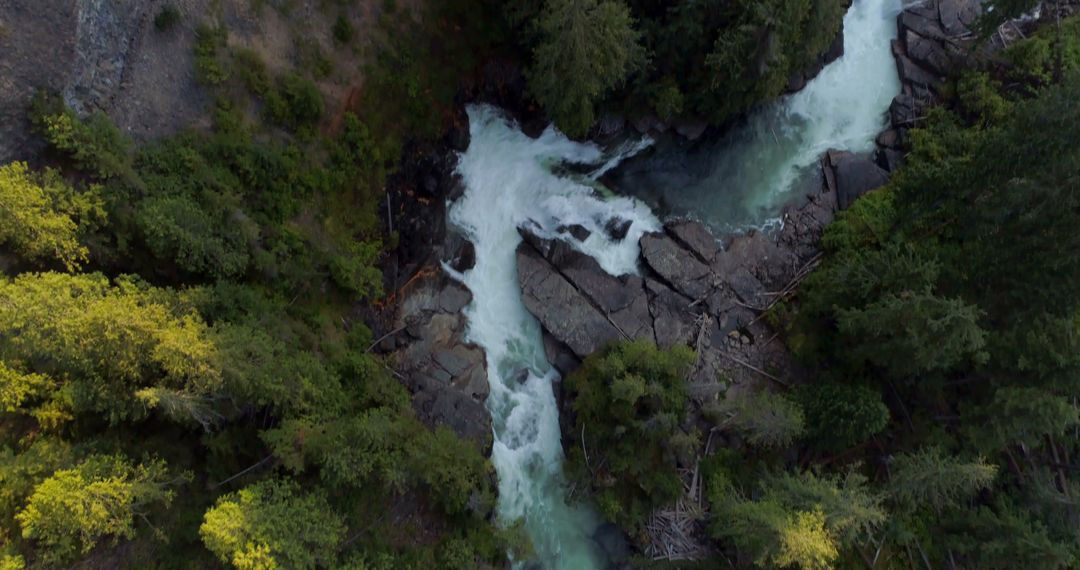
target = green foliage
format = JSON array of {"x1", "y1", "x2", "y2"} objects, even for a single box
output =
[
  {"x1": 233, "y1": 47, "x2": 271, "y2": 96},
  {"x1": 136, "y1": 194, "x2": 251, "y2": 279},
  {"x1": 333, "y1": 15, "x2": 355, "y2": 45},
  {"x1": 708, "y1": 468, "x2": 883, "y2": 569},
  {"x1": 16, "y1": 454, "x2": 186, "y2": 564},
  {"x1": 0, "y1": 438, "x2": 74, "y2": 539},
  {"x1": 939, "y1": 501, "x2": 1076, "y2": 569},
  {"x1": 200, "y1": 479, "x2": 345, "y2": 570},
  {"x1": 954, "y1": 71, "x2": 1011, "y2": 126},
  {"x1": 528, "y1": 0, "x2": 644, "y2": 137},
  {"x1": 31, "y1": 97, "x2": 133, "y2": 180},
  {"x1": 194, "y1": 25, "x2": 230, "y2": 86},
  {"x1": 889, "y1": 448, "x2": 997, "y2": 512},
  {"x1": 565, "y1": 339, "x2": 695, "y2": 529},
  {"x1": 965, "y1": 387, "x2": 1080, "y2": 453},
  {"x1": 838, "y1": 291, "x2": 988, "y2": 380},
  {"x1": 154, "y1": 5, "x2": 182, "y2": 32},
  {"x1": 0, "y1": 162, "x2": 104, "y2": 270},
  {"x1": 709, "y1": 389, "x2": 805, "y2": 448},
  {"x1": 329, "y1": 239, "x2": 384, "y2": 299},
  {"x1": 797, "y1": 382, "x2": 889, "y2": 451},
  {"x1": 265, "y1": 74, "x2": 325, "y2": 131},
  {"x1": 0, "y1": 272, "x2": 219, "y2": 424}
]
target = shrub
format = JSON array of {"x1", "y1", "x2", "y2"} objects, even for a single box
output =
[
  {"x1": 333, "y1": 15, "x2": 355, "y2": 45},
  {"x1": 194, "y1": 25, "x2": 229, "y2": 86},
  {"x1": 154, "y1": 5, "x2": 182, "y2": 32},
  {"x1": 266, "y1": 74, "x2": 325, "y2": 130}
]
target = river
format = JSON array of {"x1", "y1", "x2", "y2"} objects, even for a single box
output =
[{"x1": 446, "y1": 0, "x2": 902, "y2": 567}]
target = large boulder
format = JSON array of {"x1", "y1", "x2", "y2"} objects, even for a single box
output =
[
  {"x1": 517, "y1": 242, "x2": 622, "y2": 358},
  {"x1": 827, "y1": 151, "x2": 890, "y2": 210},
  {"x1": 394, "y1": 273, "x2": 492, "y2": 449},
  {"x1": 518, "y1": 229, "x2": 655, "y2": 348},
  {"x1": 666, "y1": 219, "x2": 720, "y2": 264},
  {"x1": 639, "y1": 232, "x2": 713, "y2": 300}
]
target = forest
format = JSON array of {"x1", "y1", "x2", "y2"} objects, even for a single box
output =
[{"x1": 0, "y1": 0, "x2": 1078, "y2": 568}]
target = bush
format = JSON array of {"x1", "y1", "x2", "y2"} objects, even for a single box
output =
[
  {"x1": 266, "y1": 74, "x2": 325, "y2": 130},
  {"x1": 136, "y1": 194, "x2": 252, "y2": 279},
  {"x1": 32, "y1": 96, "x2": 132, "y2": 180},
  {"x1": 194, "y1": 25, "x2": 229, "y2": 86},
  {"x1": 154, "y1": 5, "x2": 182, "y2": 32},
  {"x1": 333, "y1": 15, "x2": 355, "y2": 45}
]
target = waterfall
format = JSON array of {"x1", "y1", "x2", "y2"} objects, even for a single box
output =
[
  {"x1": 447, "y1": 0, "x2": 902, "y2": 566},
  {"x1": 610, "y1": 0, "x2": 903, "y2": 233},
  {"x1": 448, "y1": 108, "x2": 658, "y2": 568}
]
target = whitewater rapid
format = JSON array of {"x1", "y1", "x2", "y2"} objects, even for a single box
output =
[
  {"x1": 610, "y1": 0, "x2": 903, "y2": 233},
  {"x1": 447, "y1": 0, "x2": 901, "y2": 566},
  {"x1": 448, "y1": 109, "x2": 658, "y2": 568}
]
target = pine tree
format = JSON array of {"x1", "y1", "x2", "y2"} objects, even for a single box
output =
[
  {"x1": 889, "y1": 448, "x2": 997, "y2": 512},
  {"x1": 528, "y1": 0, "x2": 644, "y2": 137},
  {"x1": 838, "y1": 291, "x2": 987, "y2": 380},
  {"x1": 710, "y1": 389, "x2": 805, "y2": 448}
]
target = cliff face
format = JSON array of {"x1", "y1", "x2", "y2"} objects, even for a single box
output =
[
  {"x1": 0, "y1": 0, "x2": 209, "y2": 163},
  {"x1": 0, "y1": 0, "x2": 402, "y2": 164}
]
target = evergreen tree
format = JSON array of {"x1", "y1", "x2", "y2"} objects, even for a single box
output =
[
  {"x1": 710, "y1": 389, "x2": 805, "y2": 449},
  {"x1": 565, "y1": 339, "x2": 696, "y2": 529},
  {"x1": 528, "y1": 0, "x2": 644, "y2": 137},
  {"x1": 889, "y1": 448, "x2": 997, "y2": 512},
  {"x1": 838, "y1": 291, "x2": 987, "y2": 380}
]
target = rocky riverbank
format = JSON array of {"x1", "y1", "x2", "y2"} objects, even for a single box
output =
[{"x1": 379, "y1": 2, "x2": 1007, "y2": 562}]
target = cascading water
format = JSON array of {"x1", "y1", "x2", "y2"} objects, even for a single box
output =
[
  {"x1": 610, "y1": 0, "x2": 903, "y2": 233},
  {"x1": 448, "y1": 108, "x2": 659, "y2": 569},
  {"x1": 447, "y1": 0, "x2": 901, "y2": 567}
]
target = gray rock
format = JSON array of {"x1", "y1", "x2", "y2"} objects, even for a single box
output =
[
  {"x1": 517, "y1": 244, "x2": 622, "y2": 358},
  {"x1": 905, "y1": 30, "x2": 952, "y2": 75},
  {"x1": 899, "y1": 10, "x2": 948, "y2": 41},
  {"x1": 830, "y1": 152, "x2": 890, "y2": 210},
  {"x1": 543, "y1": 333, "x2": 581, "y2": 378},
  {"x1": 433, "y1": 348, "x2": 472, "y2": 378},
  {"x1": 875, "y1": 129, "x2": 900, "y2": 148},
  {"x1": 640, "y1": 232, "x2": 713, "y2": 300},
  {"x1": 893, "y1": 48, "x2": 943, "y2": 90},
  {"x1": 890, "y1": 92, "x2": 918, "y2": 127},
  {"x1": 666, "y1": 219, "x2": 720, "y2": 263},
  {"x1": 646, "y1": 279, "x2": 697, "y2": 348},
  {"x1": 593, "y1": 523, "x2": 631, "y2": 564},
  {"x1": 446, "y1": 236, "x2": 476, "y2": 273},
  {"x1": 413, "y1": 388, "x2": 491, "y2": 446},
  {"x1": 558, "y1": 224, "x2": 592, "y2": 242},
  {"x1": 605, "y1": 217, "x2": 633, "y2": 241},
  {"x1": 725, "y1": 266, "x2": 765, "y2": 306},
  {"x1": 674, "y1": 120, "x2": 708, "y2": 141},
  {"x1": 939, "y1": 0, "x2": 982, "y2": 35},
  {"x1": 437, "y1": 282, "x2": 472, "y2": 313}
]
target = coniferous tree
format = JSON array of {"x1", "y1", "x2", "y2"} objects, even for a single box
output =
[{"x1": 528, "y1": 0, "x2": 644, "y2": 137}]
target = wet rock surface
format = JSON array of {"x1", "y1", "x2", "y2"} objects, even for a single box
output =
[
  {"x1": 884, "y1": 0, "x2": 997, "y2": 132},
  {"x1": 515, "y1": 175, "x2": 844, "y2": 399},
  {"x1": 390, "y1": 271, "x2": 492, "y2": 449}
]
